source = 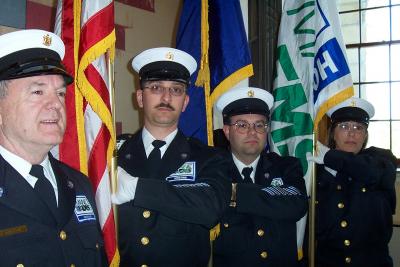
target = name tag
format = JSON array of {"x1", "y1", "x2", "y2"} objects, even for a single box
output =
[
  {"x1": 74, "y1": 195, "x2": 96, "y2": 223},
  {"x1": 166, "y1": 161, "x2": 196, "y2": 182}
]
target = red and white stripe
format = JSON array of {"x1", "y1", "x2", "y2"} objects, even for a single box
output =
[{"x1": 55, "y1": 0, "x2": 119, "y2": 265}]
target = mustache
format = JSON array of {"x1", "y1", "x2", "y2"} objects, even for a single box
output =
[{"x1": 155, "y1": 103, "x2": 175, "y2": 111}]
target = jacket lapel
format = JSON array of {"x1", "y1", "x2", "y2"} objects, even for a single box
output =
[
  {"x1": 49, "y1": 154, "x2": 76, "y2": 227},
  {"x1": 0, "y1": 155, "x2": 57, "y2": 226},
  {"x1": 159, "y1": 131, "x2": 191, "y2": 179},
  {"x1": 255, "y1": 154, "x2": 272, "y2": 186},
  {"x1": 122, "y1": 131, "x2": 148, "y2": 177}
]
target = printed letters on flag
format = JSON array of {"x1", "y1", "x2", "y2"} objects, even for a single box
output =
[{"x1": 270, "y1": 0, "x2": 354, "y2": 260}]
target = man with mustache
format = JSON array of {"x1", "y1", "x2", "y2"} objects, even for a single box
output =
[
  {"x1": 0, "y1": 29, "x2": 107, "y2": 266},
  {"x1": 112, "y1": 47, "x2": 231, "y2": 267},
  {"x1": 212, "y1": 87, "x2": 308, "y2": 266}
]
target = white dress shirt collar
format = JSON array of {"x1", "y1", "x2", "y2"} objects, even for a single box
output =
[
  {"x1": 232, "y1": 153, "x2": 260, "y2": 183},
  {"x1": 142, "y1": 127, "x2": 178, "y2": 158}
]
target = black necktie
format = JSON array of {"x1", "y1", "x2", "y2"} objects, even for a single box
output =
[
  {"x1": 30, "y1": 164, "x2": 57, "y2": 209},
  {"x1": 241, "y1": 167, "x2": 253, "y2": 183},
  {"x1": 147, "y1": 140, "x2": 166, "y2": 178}
]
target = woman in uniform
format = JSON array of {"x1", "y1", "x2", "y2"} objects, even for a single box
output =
[{"x1": 308, "y1": 97, "x2": 397, "y2": 267}]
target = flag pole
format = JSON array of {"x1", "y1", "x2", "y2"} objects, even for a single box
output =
[
  {"x1": 308, "y1": 132, "x2": 317, "y2": 267},
  {"x1": 107, "y1": 51, "x2": 119, "y2": 243}
]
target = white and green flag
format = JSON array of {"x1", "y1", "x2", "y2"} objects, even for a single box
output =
[{"x1": 270, "y1": 0, "x2": 354, "y2": 259}]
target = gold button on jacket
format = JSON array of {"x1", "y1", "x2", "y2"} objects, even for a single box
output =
[
  {"x1": 257, "y1": 229, "x2": 264, "y2": 237},
  {"x1": 141, "y1": 237, "x2": 150, "y2": 246},
  {"x1": 260, "y1": 251, "x2": 268, "y2": 258},
  {"x1": 59, "y1": 230, "x2": 67, "y2": 240},
  {"x1": 143, "y1": 210, "x2": 151, "y2": 218}
]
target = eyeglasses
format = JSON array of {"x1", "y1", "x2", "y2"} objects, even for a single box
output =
[
  {"x1": 230, "y1": 120, "x2": 269, "y2": 134},
  {"x1": 143, "y1": 84, "x2": 186, "y2": 96},
  {"x1": 336, "y1": 122, "x2": 366, "y2": 133}
]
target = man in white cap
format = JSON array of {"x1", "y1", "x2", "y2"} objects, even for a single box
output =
[
  {"x1": 0, "y1": 29, "x2": 107, "y2": 266},
  {"x1": 113, "y1": 47, "x2": 231, "y2": 267},
  {"x1": 212, "y1": 87, "x2": 308, "y2": 266},
  {"x1": 307, "y1": 97, "x2": 397, "y2": 267}
]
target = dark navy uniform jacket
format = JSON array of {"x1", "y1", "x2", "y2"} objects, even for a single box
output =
[
  {"x1": 213, "y1": 152, "x2": 308, "y2": 267},
  {"x1": 117, "y1": 130, "x2": 231, "y2": 267},
  {"x1": 316, "y1": 147, "x2": 397, "y2": 267},
  {"x1": 0, "y1": 153, "x2": 107, "y2": 267}
]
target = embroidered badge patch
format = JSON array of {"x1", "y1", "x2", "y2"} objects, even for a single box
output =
[
  {"x1": 166, "y1": 161, "x2": 196, "y2": 182},
  {"x1": 270, "y1": 177, "x2": 284, "y2": 187},
  {"x1": 74, "y1": 195, "x2": 96, "y2": 222}
]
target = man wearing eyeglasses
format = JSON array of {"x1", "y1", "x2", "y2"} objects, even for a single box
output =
[
  {"x1": 212, "y1": 87, "x2": 308, "y2": 267},
  {"x1": 307, "y1": 97, "x2": 397, "y2": 267},
  {"x1": 112, "y1": 47, "x2": 231, "y2": 267}
]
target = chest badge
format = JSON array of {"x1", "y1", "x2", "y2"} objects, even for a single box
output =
[{"x1": 270, "y1": 177, "x2": 284, "y2": 187}]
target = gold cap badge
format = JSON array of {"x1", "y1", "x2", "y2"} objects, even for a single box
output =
[
  {"x1": 247, "y1": 90, "x2": 254, "y2": 97},
  {"x1": 42, "y1": 34, "x2": 52, "y2": 46},
  {"x1": 350, "y1": 100, "x2": 357, "y2": 107},
  {"x1": 165, "y1": 52, "x2": 174, "y2": 60}
]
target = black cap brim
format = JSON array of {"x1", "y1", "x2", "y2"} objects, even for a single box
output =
[
  {"x1": 139, "y1": 61, "x2": 190, "y2": 85},
  {"x1": 222, "y1": 98, "x2": 270, "y2": 124},
  {"x1": 0, "y1": 48, "x2": 73, "y2": 84},
  {"x1": 331, "y1": 107, "x2": 370, "y2": 125}
]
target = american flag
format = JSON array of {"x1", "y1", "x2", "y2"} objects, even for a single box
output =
[{"x1": 54, "y1": 0, "x2": 119, "y2": 265}]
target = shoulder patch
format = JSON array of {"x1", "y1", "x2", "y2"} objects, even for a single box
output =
[
  {"x1": 166, "y1": 161, "x2": 196, "y2": 182},
  {"x1": 75, "y1": 195, "x2": 96, "y2": 223}
]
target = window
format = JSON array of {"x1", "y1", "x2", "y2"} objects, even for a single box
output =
[{"x1": 337, "y1": 0, "x2": 400, "y2": 159}]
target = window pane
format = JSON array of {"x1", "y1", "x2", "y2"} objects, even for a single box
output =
[
  {"x1": 337, "y1": 0, "x2": 359, "y2": 12},
  {"x1": 360, "y1": 46, "x2": 389, "y2": 82},
  {"x1": 368, "y1": 121, "x2": 390, "y2": 149},
  {"x1": 360, "y1": 0, "x2": 389, "y2": 8},
  {"x1": 361, "y1": 8, "x2": 390, "y2": 42},
  {"x1": 353, "y1": 84, "x2": 360, "y2": 96},
  {"x1": 391, "y1": 44, "x2": 400, "y2": 81},
  {"x1": 392, "y1": 0, "x2": 400, "y2": 4},
  {"x1": 392, "y1": 121, "x2": 400, "y2": 158},
  {"x1": 392, "y1": 83, "x2": 400, "y2": 119},
  {"x1": 346, "y1": 48, "x2": 359, "y2": 82},
  {"x1": 360, "y1": 83, "x2": 390, "y2": 120},
  {"x1": 340, "y1": 12, "x2": 360, "y2": 44},
  {"x1": 392, "y1": 6, "x2": 400, "y2": 41}
]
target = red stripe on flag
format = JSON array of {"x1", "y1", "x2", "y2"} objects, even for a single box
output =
[
  {"x1": 88, "y1": 126, "x2": 109, "y2": 187},
  {"x1": 102, "y1": 207, "x2": 118, "y2": 261},
  {"x1": 84, "y1": 64, "x2": 111, "y2": 110},
  {"x1": 59, "y1": 0, "x2": 81, "y2": 171},
  {"x1": 79, "y1": 3, "x2": 114, "y2": 58}
]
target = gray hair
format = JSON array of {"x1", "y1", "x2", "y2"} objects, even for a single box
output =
[{"x1": 0, "y1": 80, "x2": 9, "y2": 98}]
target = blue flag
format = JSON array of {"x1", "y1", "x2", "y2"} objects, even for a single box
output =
[{"x1": 176, "y1": 0, "x2": 253, "y2": 144}]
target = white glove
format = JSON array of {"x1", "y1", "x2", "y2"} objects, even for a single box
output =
[
  {"x1": 306, "y1": 141, "x2": 330, "y2": 164},
  {"x1": 111, "y1": 166, "x2": 138, "y2": 204}
]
